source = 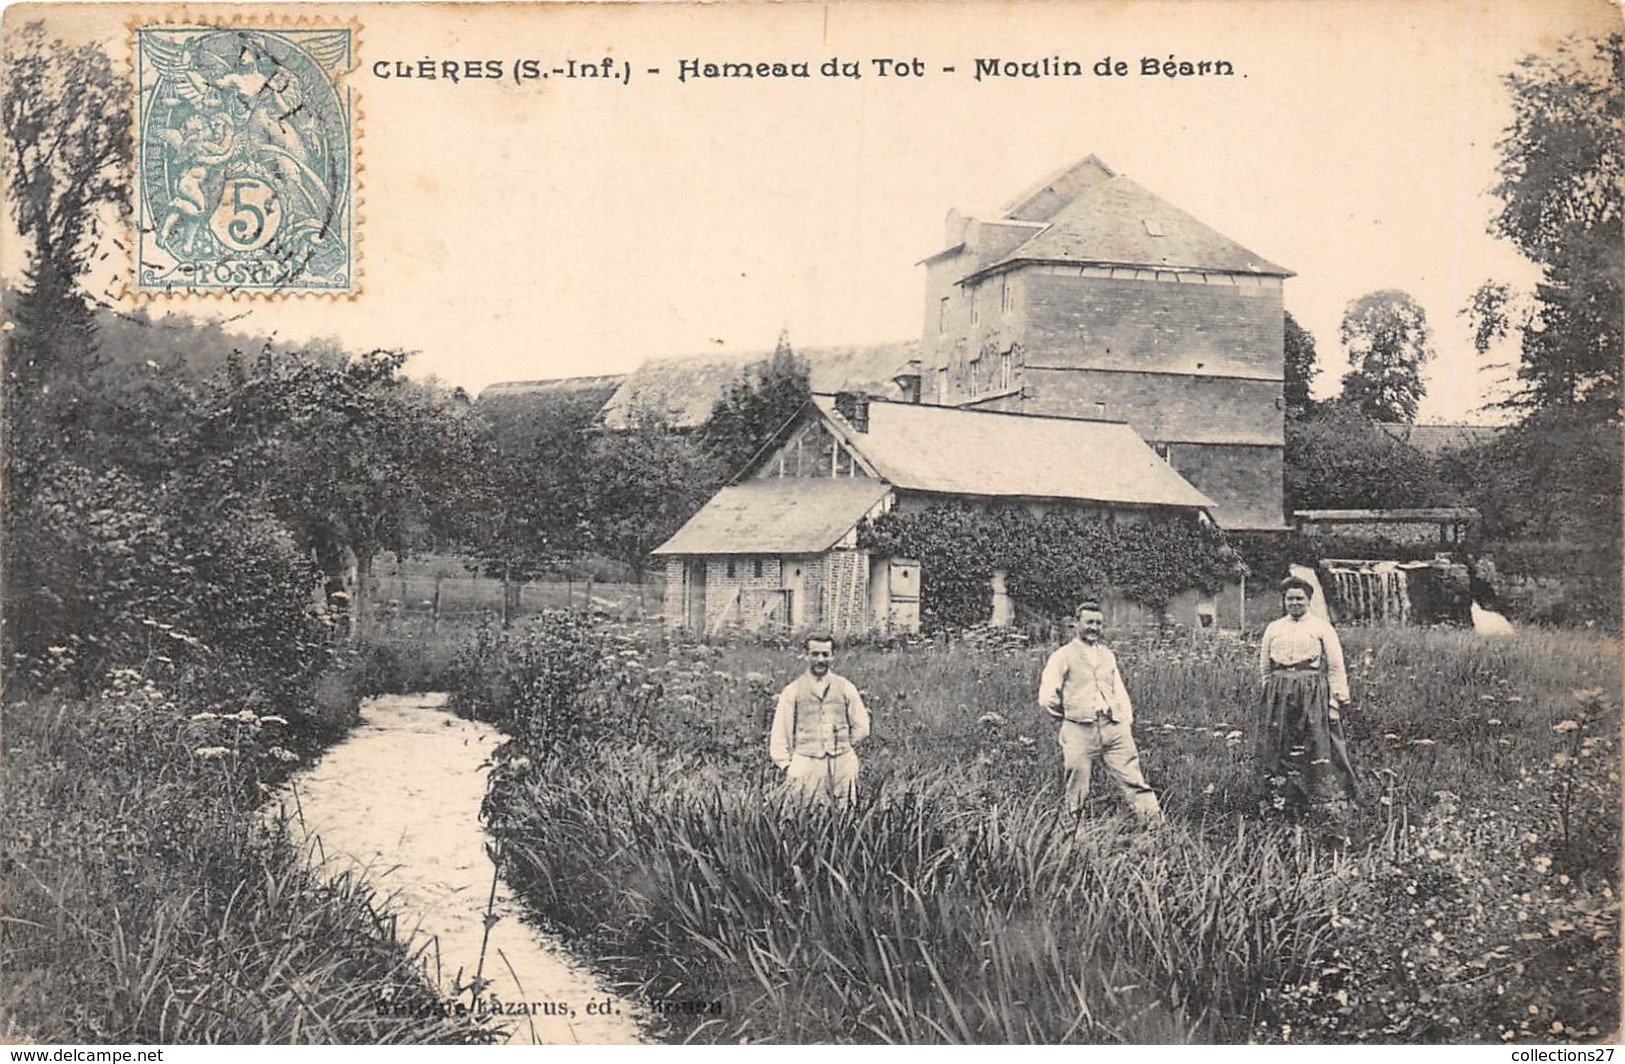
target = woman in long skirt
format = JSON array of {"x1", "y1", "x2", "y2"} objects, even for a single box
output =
[{"x1": 1256, "y1": 576, "x2": 1357, "y2": 811}]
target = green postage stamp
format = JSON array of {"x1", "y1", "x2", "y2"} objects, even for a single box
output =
[{"x1": 134, "y1": 22, "x2": 356, "y2": 295}]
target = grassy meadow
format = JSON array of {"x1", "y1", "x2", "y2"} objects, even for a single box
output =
[
  {"x1": 0, "y1": 660, "x2": 498, "y2": 1044},
  {"x1": 457, "y1": 619, "x2": 1621, "y2": 1044}
]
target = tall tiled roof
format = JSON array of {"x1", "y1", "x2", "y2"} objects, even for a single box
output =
[
  {"x1": 953, "y1": 155, "x2": 1291, "y2": 281},
  {"x1": 813, "y1": 396, "x2": 1215, "y2": 511}
]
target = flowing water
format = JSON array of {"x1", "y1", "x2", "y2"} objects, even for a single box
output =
[{"x1": 269, "y1": 693, "x2": 644, "y2": 1045}]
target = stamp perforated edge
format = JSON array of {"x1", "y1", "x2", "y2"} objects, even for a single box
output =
[{"x1": 123, "y1": 8, "x2": 364, "y2": 302}]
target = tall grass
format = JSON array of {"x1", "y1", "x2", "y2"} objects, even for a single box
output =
[
  {"x1": 473, "y1": 621, "x2": 1621, "y2": 1043},
  {"x1": 1, "y1": 674, "x2": 496, "y2": 1044},
  {"x1": 491, "y1": 749, "x2": 1338, "y2": 1043}
]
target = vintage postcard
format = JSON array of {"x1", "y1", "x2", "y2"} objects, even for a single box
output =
[{"x1": 2, "y1": 0, "x2": 1620, "y2": 1051}]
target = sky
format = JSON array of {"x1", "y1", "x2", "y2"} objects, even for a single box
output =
[{"x1": 3, "y1": 0, "x2": 1618, "y2": 423}]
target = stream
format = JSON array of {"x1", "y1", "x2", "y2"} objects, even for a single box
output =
[{"x1": 270, "y1": 693, "x2": 645, "y2": 1045}]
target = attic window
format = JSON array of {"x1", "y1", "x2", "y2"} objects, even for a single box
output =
[{"x1": 1142, "y1": 218, "x2": 1166, "y2": 237}]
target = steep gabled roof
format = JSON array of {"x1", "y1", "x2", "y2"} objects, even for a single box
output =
[
  {"x1": 947, "y1": 155, "x2": 1291, "y2": 281},
  {"x1": 599, "y1": 341, "x2": 919, "y2": 430},
  {"x1": 1001, "y1": 154, "x2": 1118, "y2": 223},
  {"x1": 652, "y1": 478, "x2": 891, "y2": 556},
  {"x1": 812, "y1": 396, "x2": 1215, "y2": 511}
]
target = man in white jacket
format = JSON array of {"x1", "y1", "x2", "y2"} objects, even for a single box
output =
[
  {"x1": 769, "y1": 634, "x2": 870, "y2": 806},
  {"x1": 1038, "y1": 601, "x2": 1162, "y2": 821}
]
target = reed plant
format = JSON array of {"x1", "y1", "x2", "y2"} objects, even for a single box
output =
[{"x1": 473, "y1": 620, "x2": 1621, "y2": 1043}]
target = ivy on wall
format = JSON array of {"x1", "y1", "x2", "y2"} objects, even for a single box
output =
[{"x1": 858, "y1": 504, "x2": 1245, "y2": 631}]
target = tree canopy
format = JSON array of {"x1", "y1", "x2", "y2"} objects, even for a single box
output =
[
  {"x1": 1284, "y1": 400, "x2": 1449, "y2": 511},
  {"x1": 1283, "y1": 311, "x2": 1320, "y2": 421},
  {"x1": 1339, "y1": 290, "x2": 1435, "y2": 423},
  {"x1": 2, "y1": 24, "x2": 132, "y2": 495},
  {"x1": 699, "y1": 330, "x2": 811, "y2": 481},
  {"x1": 1466, "y1": 33, "x2": 1622, "y2": 421}
]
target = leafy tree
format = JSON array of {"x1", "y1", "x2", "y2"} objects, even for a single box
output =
[
  {"x1": 700, "y1": 329, "x2": 811, "y2": 482},
  {"x1": 1284, "y1": 401, "x2": 1449, "y2": 510},
  {"x1": 183, "y1": 348, "x2": 486, "y2": 635},
  {"x1": 2, "y1": 25, "x2": 132, "y2": 487},
  {"x1": 1465, "y1": 33, "x2": 1622, "y2": 420},
  {"x1": 586, "y1": 404, "x2": 713, "y2": 584},
  {"x1": 468, "y1": 386, "x2": 605, "y2": 599},
  {"x1": 1283, "y1": 311, "x2": 1320, "y2": 420},
  {"x1": 1339, "y1": 290, "x2": 1435, "y2": 423}
]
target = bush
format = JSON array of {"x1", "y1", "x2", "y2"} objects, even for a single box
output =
[
  {"x1": 449, "y1": 613, "x2": 608, "y2": 753},
  {"x1": 859, "y1": 506, "x2": 1243, "y2": 632},
  {"x1": 4, "y1": 464, "x2": 335, "y2": 708}
]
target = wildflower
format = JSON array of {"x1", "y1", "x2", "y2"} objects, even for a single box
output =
[
  {"x1": 1487, "y1": 718, "x2": 1503, "y2": 726},
  {"x1": 1379, "y1": 795, "x2": 1393, "y2": 806},
  {"x1": 977, "y1": 711, "x2": 1008, "y2": 727},
  {"x1": 1017, "y1": 735, "x2": 1035, "y2": 747},
  {"x1": 190, "y1": 712, "x2": 219, "y2": 722},
  {"x1": 1553, "y1": 720, "x2": 1580, "y2": 733},
  {"x1": 1532, "y1": 855, "x2": 1552, "y2": 874},
  {"x1": 1524, "y1": 832, "x2": 1540, "y2": 844},
  {"x1": 1551, "y1": 1022, "x2": 1565, "y2": 1034},
  {"x1": 508, "y1": 756, "x2": 531, "y2": 771},
  {"x1": 1571, "y1": 688, "x2": 1603, "y2": 702},
  {"x1": 267, "y1": 746, "x2": 300, "y2": 763},
  {"x1": 1202, "y1": 783, "x2": 1216, "y2": 796},
  {"x1": 259, "y1": 715, "x2": 288, "y2": 726},
  {"x1": 1383, "y1": 733, "x2": 1400, "y2": 741},
  {"x1": 1410, "y1": 738, "x2": 1436, "y2": 747},
  {"x1": 1224, "y1": 729, "x2": 1243, "y2": 741},
  {"x1": 744, "y1": 671, "x2": 770, "y2": 686},
  {"x1": 47, "y1": 646, "x2": 68, "y2": 656},
  {"x1": 194, "y1": 746, "x2": 230, "y2": 760}
]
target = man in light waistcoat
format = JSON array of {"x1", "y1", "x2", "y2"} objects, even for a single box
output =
[
  {"x1": 1038, "y1": 601, "x2": 1162, "y2": 821},
  {"x1": 769, "y1": 633, "x2": 870, "y2": 807}
]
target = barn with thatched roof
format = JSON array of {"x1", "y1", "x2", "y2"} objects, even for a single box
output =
[{"x1": 597, "y1": 341, "x2": 918, "y2": 430}]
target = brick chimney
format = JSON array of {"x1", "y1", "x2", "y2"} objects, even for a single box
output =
[
  {"x1": 891, "y1": 359, "x2": 923, "y2": 404},
  {"x1": 833, "y1": 391, "x2": 871, "y2": 432}
]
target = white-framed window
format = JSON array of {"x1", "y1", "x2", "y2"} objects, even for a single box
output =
[
  {"x1": 938, "y1": 297, "x2": 950, "y2": 334},
  {"x1": 1000, "y1": 275, "x2": 1013, "y2": 316},
  {"x1": 999, "y1": 349, "x2": 1012, "y2": 390}
]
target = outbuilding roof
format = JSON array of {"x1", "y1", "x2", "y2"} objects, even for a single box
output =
[
  {"x1": 600, "y1": 341, "x2": 919, "y2": 430},
  {"x1": 1374, "y1": 422, "x2": 1503, "y2": 456},
  {"x1": 812, "y1": 396, "x2": 1216, "y2": 511},
  {"x1": 652, "y1": 478, "x2": 892, "y2": 556}
]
